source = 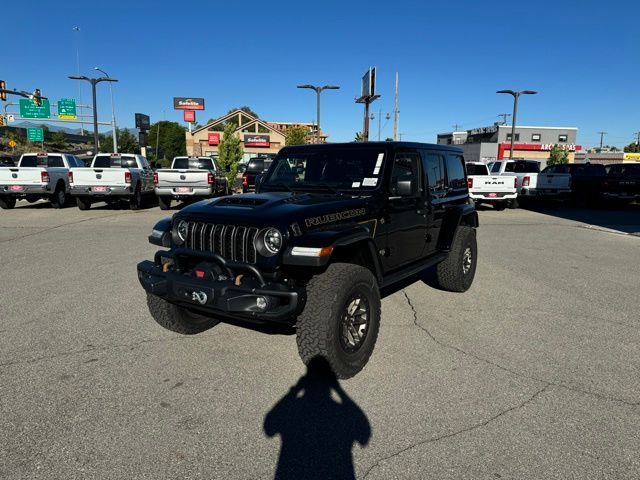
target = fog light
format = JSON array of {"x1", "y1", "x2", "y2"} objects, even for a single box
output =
[{"x1": 256, "y1": 296, "x2": 268, "y2": 310}]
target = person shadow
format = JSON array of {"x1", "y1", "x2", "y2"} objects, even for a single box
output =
[{"x1": 264, "y1": 357, "x2": 371, "y2": 480}]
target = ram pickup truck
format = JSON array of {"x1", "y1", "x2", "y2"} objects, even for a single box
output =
[
  {"x1": 537, "y1": 163, "x2": 607, "y2": 204},
  {"x1": 137, "y1": 142, "x2": 479, "y2": 378},
  {"x1": 0, "y1": 152, "x2": 86, "y2": 209},
  {"x1": 70, "y1": 153, "x2": 154, "y2": 210},
  {"x1": 154, "y1": 156, "x2": 228, "y2": 210},
  {"x1": 601, "y1": 163, "x2": 640, "y2": 204},
  {"x1": 490, "y1": 159, "x2": 541, "y2": 204},
  {"x1": 466, "y1": 162, "x2": 517, "y2": 210},
  {"x1": 242, "y1": 157, "x2": 273, "y2": 193}
]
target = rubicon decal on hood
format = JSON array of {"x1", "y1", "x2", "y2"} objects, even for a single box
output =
[{"x1": 305, "y1": 208, "x2": 367, "y2": 227}]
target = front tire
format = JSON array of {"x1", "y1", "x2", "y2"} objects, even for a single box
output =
[
  {"x1": 296, "y1": 263, "x2": 381, "y2": 379},
  {"x1": 146, "y1": 294, "x2": 220, "y2": 334},
  {"x1": 0, "y1": 197, "x2": 16, "y2": 210},
  {"x1": 76, "y1": 197, "x2": 91, "y2": 210},
  {"x1": 436, "y1": 226, "x2": 477, "y2": 292},
  {"x1": 158, "y1": 196, "x2": 171, "y2": 210}
]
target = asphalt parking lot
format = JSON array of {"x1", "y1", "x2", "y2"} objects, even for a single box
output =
[{"x1": 1, "y1": 201, "x2": 639, "y2": 479}]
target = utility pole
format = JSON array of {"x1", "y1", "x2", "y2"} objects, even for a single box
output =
[
  {"x1": 72, "y1": 27, "x2": 85, "y2": 136},
  {"x1": 597, "y1": 131, "x2": 607, "y2": 150},
  {"x1": 498, "y1": 113, "x2": 511, "y2": 125},
  {"x1": 452, "y1": 124, "x2": 462, "y2": 132},
  {"x1": 393, "y1": 71, "x2": 399, "y2": 141}
]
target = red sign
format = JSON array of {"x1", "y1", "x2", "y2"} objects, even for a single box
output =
[
  {"x1": 208, "y1": 133, "x2": 220, "y2": 145},
  {"x1": 497, "y1": 143, "x2": 582, "y2": 160},
  {"x1": 244, "y1": 134, "x2": 270, "y2": 147},
  {"x1": 184, "y1": 110, "x2": 195, "y2": 123}
]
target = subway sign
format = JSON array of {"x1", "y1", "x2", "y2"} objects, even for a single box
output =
[
  {"x1": 244, "y1": 134, "x2": 270, "y2": 147},
  {"x1": 173, "y1": 97, "x2": 205, "y2": 110}
]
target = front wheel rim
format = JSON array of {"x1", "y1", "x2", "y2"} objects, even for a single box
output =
[
  {"x1": 462, "y1": 247, "x2": 473, "y2": 275},
  {"x1": 339, "y1": 293, "x2": 370, "y2": 353}
]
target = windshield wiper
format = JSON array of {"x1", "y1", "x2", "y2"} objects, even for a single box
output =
[{"x1": 304, "y1": 183, "x2": 344, "y2": 196}]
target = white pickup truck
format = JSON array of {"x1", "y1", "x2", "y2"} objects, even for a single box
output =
[
  {"x1": 489, "y1": 159, "x2": 541, "y2": 205},
  {"x1": 0, "y1": 152, "x2": 86, "y2": 210},
  {"x1": 466, "y1": 162, "x2": 518, "y2": 210},
  {"x1": 154, "y1": 156, "x2": 229, "y2": 210},
  {"x1": 70, "y1": 153, "x2": 154, "y2": 210}
]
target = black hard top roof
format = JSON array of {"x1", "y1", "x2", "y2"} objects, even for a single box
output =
[{"x1": 279, "y1": 141, "x2": 463, "y2": 154}]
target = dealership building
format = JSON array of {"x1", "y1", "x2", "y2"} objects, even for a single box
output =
[
  {"x1": 437, "y1": 124, "x2": 581, "y2": 165},
  {"x1": 186, "y1": 109, "x2": 325, "y2": 162}
]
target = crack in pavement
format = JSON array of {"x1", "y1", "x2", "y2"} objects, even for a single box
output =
[
  {"x1": 362, "y1": 384, "x2": 551, "y2": 479},
  {"x1": 402, "y1": 290, "x2": 639, "y2": 407}
]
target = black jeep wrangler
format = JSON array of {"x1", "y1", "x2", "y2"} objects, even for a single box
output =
[{"x1": 137, "y1": 142, "x2": 478, "y2": 378}]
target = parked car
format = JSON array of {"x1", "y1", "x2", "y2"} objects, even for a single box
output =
[
  {"x1": 0, "y1": 152, "x2": 84, "y2": 209},
  {"x1": 137, "y1": 142, "x2": 478, "y2": 378},
  {"x1": 537, "y1": 163, "x2": 607, "y2": 204},
  {"x1": 69, "y1": 153, "x2": 154, "y2": 210},
  {"x1": 154, "y1": 156, "x2": 229, "y2": 210},
  {"x1": 489, "y1": 159, "x2": 541, "y2": 205},
  {"x1": 242, "y1": 157, "x2": 273, "y2": 193},
  {"x1": 601, "y1": 163, "x2": 640, "y2": 205},
  {"x1": 466, "y1": 162, "x2": 518, "y2": 210}
]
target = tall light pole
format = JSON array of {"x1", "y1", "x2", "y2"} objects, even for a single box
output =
[
  {"x1": 496, "y1": 89, "x2": 537, "y2": 159},
  {"x1": 72, "y1": 26, "x2": 85, "y2": 136},
  {"x1": 94, "y1": 67, "x2": 117, "y2": 153},
  {"x1": 69, "y1": 75, "x2": 118, "y2": 153},
  {"x1": 297, "y1": 84, "x2": 340, "y2": 143}
]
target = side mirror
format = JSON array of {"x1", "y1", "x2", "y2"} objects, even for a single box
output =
[{"x1": 394, "y1": 178, "x2": 414, "y2": 196}]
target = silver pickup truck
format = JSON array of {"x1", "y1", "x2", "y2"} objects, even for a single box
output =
[
  {"x1": 70, "y1": 153, "x2": 154, "y2": 210},
  {"x1": 0, "y1": 152, "x2": 86, "y2": 209},
  {"x1": 154, "y1": 156, "x2": 228, "y2": 210}
]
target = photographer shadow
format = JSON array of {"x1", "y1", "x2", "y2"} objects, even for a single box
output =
[{"x1": 264, "y1": 357, "x2": 371, "y2": 480}]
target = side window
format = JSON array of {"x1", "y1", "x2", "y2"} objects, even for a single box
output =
[
  {"x1": 446, "y1": 154, "x2": 466, "y2": 191},
  {"x1": 491, "y1": 162, "x2": 502, "y2": 174},
  {"x1": 390, "y1": 152, "x2": 421, "y2": 196},
  {"x1": 422, "y1": 151, "x2": 447, "y2": 194}
]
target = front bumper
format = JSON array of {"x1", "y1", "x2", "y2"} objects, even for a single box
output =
[
  {"x1": 70, "y1": 185, "x2": 132, "y2": 196},
  {"x1": 155, "y1": 186, "x2": 214, "y2": 198},
  {"x1": 0, "y1": 184, "x2": 50, "y2": 195},
  {"x1": 137, "y1": 250, "x2": 300, "y2": 323}
]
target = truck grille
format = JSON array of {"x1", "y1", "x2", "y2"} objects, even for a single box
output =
[{"x1": 184, "y1": 222, "x2": 259, "y2": 264}]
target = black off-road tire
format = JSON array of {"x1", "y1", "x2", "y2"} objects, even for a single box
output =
[
  {"x1": 76, "y1": 197, "x2": 91, "y2": 210},
  {"x1": 0, "y1": 197, "x2": 16, "y2": 210},
  {"x1": 146, "y1": 293, "x2": 220, "y2": 335},
  {"x1": 508, "y1": 198, "x2": 519, "y2": 209},
  {"x1": 296, "y1": 263, "x2": 381, "y2": 379},
  {"x1": 436, "y1": 226, "x2": 477, "y2": 292},
  {"x1": 158, "y1": 196, "x2": 171, "y2": 210},
  {"x1": 129, "y1": 185, "x2": 142, "y2": 210},
  {"x1": 50, "y1": 184, "x2": 67, "y2": 209}
]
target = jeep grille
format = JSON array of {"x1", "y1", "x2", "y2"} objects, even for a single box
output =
[{"x1": 183, "y1": 222, "x2": 259, "y2": 264}]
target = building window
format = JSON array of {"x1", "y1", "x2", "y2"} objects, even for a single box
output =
[
  {"x1": 506, "y1": 133, "x2": 520, "y2": 141},
  {"x1": 558, "y1": 134, "x2": 568, "y2": 142},
  {"x1": 531, "y1": 133, "x2": 541, "y2": 142}
]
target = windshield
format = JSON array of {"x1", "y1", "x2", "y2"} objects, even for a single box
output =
[
  {"x1": 20, "y1": 154, "x2": 63, "y2": 168},
  {"x1": 173, "y1": 157, "x2": 215, "y2": 170},
  {"x1": 263, "y1": 148, "x2": 385, "y2": 191},
  {"x1": 466, "y1": 163, "x2": 488, "y2": 175},
  {"x1": 93, "y1": 155, "x2": 138, "y2": 168}
]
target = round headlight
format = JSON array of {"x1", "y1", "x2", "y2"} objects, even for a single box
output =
[
  {"x1": 173, "y1": 220, "x2": 189, "y2": 245},
  {"x1": 255, "y1": 228, "x2": 282, "y2": 257}
]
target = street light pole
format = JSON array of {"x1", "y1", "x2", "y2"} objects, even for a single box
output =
[
  {"x1": 297, "y1": 84, "x2": 340, "y2": 143},
  {"x1": 69, "y1": 75, "x2": 118, "y2": 154},
  {"x1": 497, "y1": 89, "x2": 537, "y2": 159},
  {"x1": 95, "y1": 67, "x2": 117, "y2": 153}
]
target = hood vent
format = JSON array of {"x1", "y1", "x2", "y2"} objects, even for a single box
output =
[{"x1": 217, "y1": 197, "x2": 269, "y2": 207}]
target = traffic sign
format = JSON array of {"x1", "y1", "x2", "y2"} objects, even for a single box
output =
[
  {"x1": 27, "y1": 127, "x2": 44, "y2": 142},
  {"x1": 19, "y1": 98, "x2": 51, "y2": 119},
  {"x1": 57, "y1": 98, "x2": 77, "y2": 119},
  {"x1": 8, "y1": 139, "x2": 17, "y2": 149}
]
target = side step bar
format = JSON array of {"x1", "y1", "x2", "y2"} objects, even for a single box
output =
[{"x1": 380, "y1": 253, "x2": 448, "y2": 289}]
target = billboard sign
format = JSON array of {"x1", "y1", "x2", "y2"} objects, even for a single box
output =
[
  {"x1": 173, "y1": 97, "x2": 205, "y2": 110},
  {"x1": 208, "y1": 133, "x2": 220, "y2": 145},
  {"x1": 244, "y1": 134, "x2": 270, "y2": 147},
  {"x1": 361, "y1": 67, "x2": 376, "y2": 98},
  {"x1": 135, "y1": 113, "x2": 151, "y2": 130}
]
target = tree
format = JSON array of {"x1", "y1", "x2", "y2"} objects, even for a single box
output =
[
  {"x1": 146, "y1": 121, "x2": 186, "y2": 162},
  {"x1": 624, "y1": 142, "x2": 640, "y2": 153},
  {"x1": 385, "y1": 137, "x2": 393, "y2": 142},
  {"x1": 285, "y1": 125, "x2": 309, "y2": 145},
  {"x1": 51, "y1": 131, "x2": 66, "y2": 147},
  {"x1": 354, "y1": 132, "x2": 364, "y2": 142},
  {"x1": 99, "y1": 128, "x2": 140, "y2": 154},
  {"x1": 548, "y1": 144, "x2": 569, "y2": 166},
  {"x1": 217, "y1": 123, "x2": 243, "y2": 185}
]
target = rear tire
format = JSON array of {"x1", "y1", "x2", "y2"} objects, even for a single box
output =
[
  {"x1": 436, "y1": 226, "x2": 477, "y2": 292},
  {"x1": 76, "y1": 197, "x2": 91, "y2": 210},
  {"x1": 158, "y1": 196, "x2": 171, "y2": 210},
  {"x1": 296, "y1": 263, "x2": 381, "y2": 379},
  {"x1": 494, "y1": 203, "x2": 506, "y2": 211},
  {"x1": 146, "y1": 293, "x2": 220, "y2": 334},
  {"x1": 508, "y1": 198, "x2": 519, "y2": 209},
  {"x1": 129, "y1": 185, "x2": 142, "y2": 210},
  {"x1": 0, "y1": 197, "x2": 16, "y2": 210},
  {"x1": 50, "y1": 185, "x2": 67, "y2": 209}
]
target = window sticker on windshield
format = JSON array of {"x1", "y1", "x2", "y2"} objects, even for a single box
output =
[
  {"x1": 373, "y1": 153, "x2": 384, "y2": 175},
  {"x1": 362, "y1": 177, "x2": 378, "y2": 187},
  {"x1": 352, "y1": 181, "x2": 361, "y2": 188}
]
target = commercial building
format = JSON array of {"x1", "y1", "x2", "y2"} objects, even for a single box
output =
[
  {"x1": 186, "y1": 109, "x2": 326, "y2": 162},
  {"x1": 437, "y1": 124, "x2": 581, "y2": 166},
  {"x1": 574, "y1": 151, "x2": 640, "y2": 165}
]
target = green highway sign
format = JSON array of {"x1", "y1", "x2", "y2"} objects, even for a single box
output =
[
  {"x1": 19, "y1": 98, "x2": 51, "y2": 119},
  {"x1": 57, "y1": 98, "x2": 77, "y2": 119},
  {"x1": 27, "y1": 127, "x2": 44, "y2": 142}
]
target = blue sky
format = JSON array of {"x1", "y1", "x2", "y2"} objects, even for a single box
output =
[{"x1": 5, "y1": 0, "x2": 639, "y2": 148}]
